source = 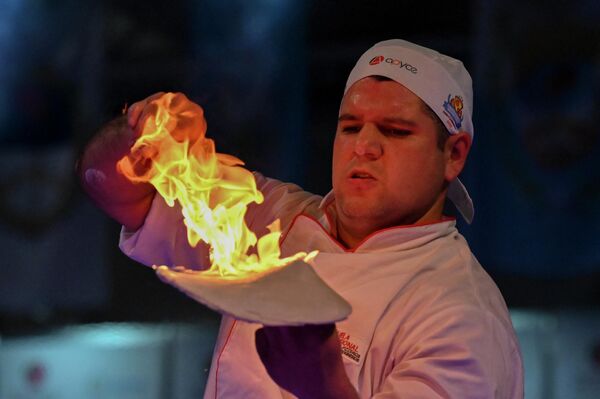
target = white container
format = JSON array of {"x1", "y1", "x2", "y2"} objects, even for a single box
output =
[
  {"x1": 553, "y1": 310, "x2": 600, "y2": 399},
  {"x1": 0, "y1": 322, "x2": 218, "y2": 399},
  {"x1": 510, "y1": 309, "x2": 557, "y2": 399}
]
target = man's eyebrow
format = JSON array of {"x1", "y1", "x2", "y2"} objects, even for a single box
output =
[
  {"x1": 381, "y1": 117, "x2": 417, "y2": 126},
  {"x1": 338, "y1": 114, "x2": 359, "y2": 122},
  {"x1": 338, "y1": 114, "x2": 418, "y2": 127}
]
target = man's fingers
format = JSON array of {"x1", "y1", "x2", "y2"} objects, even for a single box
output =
[
  {"x1": 135, "y1": 103, "x2": 161, "y2": 135},
  {"x1": 127, "y1": 99, "x2": 150, "y2": 128},
  {"x1": 127, "y1": 101, "x2": 143, "y2": 128},
  {"x1": 127, "y1": 91, "x2": 166, "y2": 128},
  {"x1": 262, "y1": 324, "x2": 336, "y2": 346}
]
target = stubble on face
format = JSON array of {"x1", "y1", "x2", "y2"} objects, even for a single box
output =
[{"x1": 331, "y1": 78, "x2": 449, "y2": 247}]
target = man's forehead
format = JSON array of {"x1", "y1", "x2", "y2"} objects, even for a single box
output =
[{"x1": 339, "y1": 77, "x2": 425, "y2": 116}]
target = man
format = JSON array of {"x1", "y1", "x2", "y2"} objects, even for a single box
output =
[{"x1": 79, "y1": 39, "x2": 524, "y2": 398}]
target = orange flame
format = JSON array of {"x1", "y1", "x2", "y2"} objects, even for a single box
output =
[{"x1": 117, "y1": 93, "x2": 314, "y2": 278}]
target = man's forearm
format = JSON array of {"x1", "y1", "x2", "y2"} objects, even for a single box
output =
[{"x1": 303, "y1": 367, "x2": 360, "y2": 399}]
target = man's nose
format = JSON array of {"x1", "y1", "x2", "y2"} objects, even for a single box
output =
[{"x1": 354, "y1": 124, "x2": 383, "y2": 159}]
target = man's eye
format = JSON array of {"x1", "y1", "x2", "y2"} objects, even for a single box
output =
[
  {"x1": 341, "y1": 126, "x2": 361, "y2": 134},
  {"x1": 382, "y1": 128, "x2": 410, "y2": 136}
]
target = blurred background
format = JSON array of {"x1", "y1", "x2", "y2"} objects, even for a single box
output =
[{"x1": 1, "y1": 0, "x2": 599, "y2": 397}]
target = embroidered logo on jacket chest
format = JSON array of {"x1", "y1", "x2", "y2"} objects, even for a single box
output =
[{"x1": 338, "y1": 331, "x2": 364, "y2": 364}]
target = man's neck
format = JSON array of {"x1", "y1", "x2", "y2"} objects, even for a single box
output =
[{"x1": 334, "y1": 196, "x2": 446, "y2": 250}]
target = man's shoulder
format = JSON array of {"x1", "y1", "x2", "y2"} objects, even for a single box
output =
[
  {"x1": 388, "y1": 236, "x2": 513, "y2": 329},
  {"x1": 250, "y1": 172, "x2": 324, "y2": 231}
]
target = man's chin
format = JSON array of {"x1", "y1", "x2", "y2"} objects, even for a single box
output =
[{"x1": 336, "y1": 199, "x2": 384, "y2": 221}]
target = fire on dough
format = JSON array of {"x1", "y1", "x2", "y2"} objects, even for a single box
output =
[{"x1": 155, "y1": 260, "x2": 352, "y2": 326}]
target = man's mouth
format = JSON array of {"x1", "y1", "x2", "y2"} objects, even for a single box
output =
[{"x1": 349, "y1": 170, "x2": 375, "y2": 179}]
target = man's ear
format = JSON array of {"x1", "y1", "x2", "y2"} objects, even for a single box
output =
[{"x1": 444, "y1": 132, "x2": 472, "y2": 182}]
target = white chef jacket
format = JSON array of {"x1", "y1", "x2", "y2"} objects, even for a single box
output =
[{"x1": 120, "y1": 173, "x2": 524, "y2": 399}]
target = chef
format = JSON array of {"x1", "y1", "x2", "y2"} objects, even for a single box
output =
[{"x1": 79, "y1": 39, "x2": 524, "y2": 398}]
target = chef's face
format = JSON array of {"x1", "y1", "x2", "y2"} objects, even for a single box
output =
[{"x1": 332, "y1": 77, "x2": 460, "y2": 244}]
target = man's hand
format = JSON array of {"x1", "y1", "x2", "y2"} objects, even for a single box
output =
[
  {"x1": 78, "y1": 115, "x2": 155, "y2": 230},
  {"x1": 78, "y1": 91, "x2": 208, "y2": 231},
  {"x1": 127, "y1": 91, "x2": 166, "y2": 132},
  {"x1": 78, "y1": 91, "x2": 165, "y2": 231},
  {"x1": 255, "y1": 323, "x2": 359, "y2": 399},
  {"x1": 127, "y1": 91, "x2": 206, "y2": 144}
]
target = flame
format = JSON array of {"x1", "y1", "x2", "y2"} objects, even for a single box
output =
[{"x1": 117, "y1": 92, "x2": 314, "y2": 278}]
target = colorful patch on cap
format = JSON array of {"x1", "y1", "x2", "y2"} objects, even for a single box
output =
[{"x1": 443, "y1": 94, "x2": 464, "y2": 130}]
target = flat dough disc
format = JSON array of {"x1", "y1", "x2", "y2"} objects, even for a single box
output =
[{"x1": 155, "y1": 260, "x2": 352, "y2": 326}]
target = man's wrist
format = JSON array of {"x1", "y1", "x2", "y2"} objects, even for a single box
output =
[{"x1": 295, "y1": 363, "x2": 358, "y2": 399}]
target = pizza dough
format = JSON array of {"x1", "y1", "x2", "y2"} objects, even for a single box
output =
[{"x1": 155, "y1": 260, "x2": 352, "y2": 326}]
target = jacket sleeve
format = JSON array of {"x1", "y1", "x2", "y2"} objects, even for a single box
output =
[
  {"x1": 373, "y1": 305, "x2": 524, "y2": 399},
  {"x1": 119, "y1": 172, "x2": 322, "y2": 269}
]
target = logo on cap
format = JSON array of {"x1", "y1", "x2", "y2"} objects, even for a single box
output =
[
  {"x1": 443, "y1": 94, "x2": 464, "y2": 130},
  {"x1": 367, "y1": 55, "x2": 417, "y2": 73},
  {"x1": 369, "y1": 56, "x2": 384, "y2": 65}
]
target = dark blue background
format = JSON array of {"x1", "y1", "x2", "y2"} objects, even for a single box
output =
[{"x1": 1, "y1": 0, "x2": 599, "y2": 331}]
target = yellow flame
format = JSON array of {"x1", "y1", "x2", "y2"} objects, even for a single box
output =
[{"x1": 117, "y1": 92, "x2": 314, "y2": 278}]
